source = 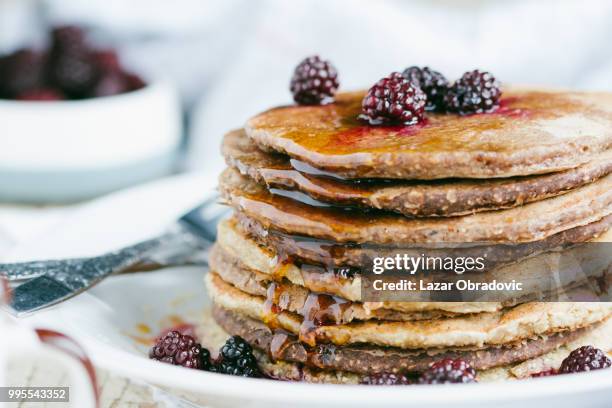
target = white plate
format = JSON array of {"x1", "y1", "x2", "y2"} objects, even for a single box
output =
[{"x1": 19, "y1": 267, "x2": 612, "y2": 408}]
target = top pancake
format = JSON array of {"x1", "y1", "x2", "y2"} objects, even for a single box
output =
[
  {"x1": 223, "y1": 129, "x2": 612, "y2": 217},
  {"x1": 245, "y1": 89, "x2": 612, "y2": 179}
]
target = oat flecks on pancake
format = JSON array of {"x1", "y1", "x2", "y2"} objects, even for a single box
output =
[
  {"x1": 209, "y1": 243, "x2": 462, "y2": 322},
  {"x1": 205, "y1": 272, "x2": 612, "y2": 350},
  {"x1": 215, "y1": 218, "x2": 502, "y2": 313},
  {"x1": 197, "y1": 307, "x2": 612, "y2": 383},
  {"x1": 210, "y1": 239, "x2": 610, "y2": 319},
  {"x1": 211, "y1": 305, "x2": 596, "y2": 374},
  {"x1": 245, "y1": 90, "x2": 612, "y2": 179},
  {"x1": 235, "y1": 211, "x2": 612, "y2": 268},
  {"x1": 219, "y1": 167, "x2": 612, "y2": 244},
  {"x1": 223, "y1": 129, "x2": 612, "y2": 217}
]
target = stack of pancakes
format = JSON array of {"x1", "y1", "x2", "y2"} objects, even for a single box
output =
[{"x1": 204, "y1": 89, "x2": 612, "y2": 382}]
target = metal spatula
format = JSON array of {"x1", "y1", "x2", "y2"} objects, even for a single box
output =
[{"x1": 1, "y1": 195, "x2": 228, "y2": 316}]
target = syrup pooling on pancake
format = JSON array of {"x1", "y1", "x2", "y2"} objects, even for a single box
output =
[
  {"x1": 235, "y1": 212, "x2": 612, "y2": 268},
  {"x1": 223, "y1": 129, "x2": 612, "y2": 217},
  {"x1": 219, "y1": 167, "x2": 612, "y2": 244},
  {"x1": 246, "y1": 90, "x2": 612, "y2": 179}
]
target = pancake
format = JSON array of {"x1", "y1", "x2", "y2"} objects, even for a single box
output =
[
  {"x1": 217, "y1": 217, "x2": 612, "y2": 313},
  {"x1": 216, "y1": 218, "x2": 499, "y2": 313},
  {"x1": 197, "y1": 308, "x2": 612, "y2": 382},
  {"x1": 205, "y1": 272, "x2": 612, "y2": 349},
  {"x1": 224, "y1": 129, "x2": 612, "y2": 217},
  {"x1": 219, "y1": 167, "x2": 612, "y2": 244},
  {"x1": 210, "y1": 244, "x2": 458, "y2": 322},
  {"x1": 211, "y1": 241, "x2": 611, "y2": 320},
  {"x1": 235, "y1": 213, "x2": 612, "y2": 267},
  {"x1": 245, "y1": 89, "x2": 612, "y2": 180},
  {"x1": 212, "y1": 306, "x2": 597, "y2": 374}
]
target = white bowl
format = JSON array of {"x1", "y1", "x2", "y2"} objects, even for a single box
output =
[{"x1": 0, "y1": 82, "x2": 182, "y2": 202}]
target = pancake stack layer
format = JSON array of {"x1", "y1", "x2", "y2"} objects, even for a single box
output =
[{"x1": 204, "y1": 89, "x2": 612, "y2": 382}]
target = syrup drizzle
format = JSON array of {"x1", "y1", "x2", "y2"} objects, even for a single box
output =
[
  {"x1": 298, "y1": 292, "x2": 350, "y2": 347},
  {"x1": 269, "y1": 330, "x2": 294, "y2": 361},
  {"x1": 262, "y1": 282, "x2": 283, "y2": 329}
]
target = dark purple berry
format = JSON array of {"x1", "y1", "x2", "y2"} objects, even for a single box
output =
[
  {"x1": 217, "y1": 335, "x2": 261, "y2": 377},
  {"x1": 444, "y1": 70, "x2": 501, "y2": 115},
  {"x1": 49, "y1": 26, "x2": 98, "y2": 97},
  {"x1": 149, "y1": 331, "x2": 212, "y2": 370},
  {"x1": 559, "y1": 345, "x2": 611, "y2": 374},
  {"x1": 360, "y1": 72, "x2": 426, "y2": 126},
  {"x1": 0, "y1": 49, "x2": 47, "y2": 97},
  {"x1": 361, "y1": 372, "x2": 411, "y2": 385},
  {"x1": 16, "y1": 88, "x2": 64, "y2": 101},
  {"x1": 418, "y1": 358, "x2": 477, "y2": 384},
  {"x1": 50, "y1": 51, "x2": 99, "y2": 97},
  {"x1": 402, "y1": 66, "x2": 449, "y2": 112},
  {"x1": 50, "y1": 26, "x2": 87, "y2": 55},
  {"x1": 290, "y1": 55, "x2": 339, "y2": 105}
]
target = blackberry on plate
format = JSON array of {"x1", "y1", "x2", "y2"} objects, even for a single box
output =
[
  {"x1": 217, "y1": 335, "x2": 261, "y2": 378},
  {"x1": 418, "y1": 358, "x2": 477, "y2": 384},
  {"x1": 444, "y1": 69, "x2": 501, "y2": 115},
  {"x1": 360, "y1": 72, "x2": 426, "y2": 126},
  {"x1": 559, "y1": 345, "x2": 611, "y2": 374},
  {"x1": 290, "y1": 55, "x2": 339, "y2": 105},
  {"x1": 361, "y1": 372, "x2": 411, "y2": 385},
  {"x1": 149, "y1": 330, "x2": 212, "y2": 370},
  {"x1": 402, "y1": 66, "x2": 449, "y2": 112}
]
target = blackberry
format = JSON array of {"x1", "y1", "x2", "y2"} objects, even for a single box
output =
[
  {"x1": 360, "y1": 72, "x2": 426, "y2": 126},
  {"x1": 559, "y1": 345, "x2": 611, "y2": 374},
  {"x1": 50, "y1": 51, "x2": 99, "y2": 97},
  {"x1": 417, "y1": 358, "x2": 477, "y2": 384},
  {"x1": 444, "y1": 70, "x2": 501, "y2": 115},
  {"x1": 49, "y1": 26, "x2": 98, "y2": 97},
  {"x1": 402, "y1": 66, "x2": 448, "y2": 112},
  {"x1": 16, "y1": 88, "x2": 63, "y2": 101},
  {"x1": 50, "y1": 26, "x2": 87, "y2": 54},
  {"x1": 149, "y1": 331, "x2": 212, "y2": 370},
  {"x1": 217, "y1": 335, "x2": 261, "y2": 377},
  {"x1": 361, "y1": 372, "x2": 411, "y2": 385},
  {"x1": 290, "y1": 55, "x2": 339, "y2": 105},
  {"x1": 0, "y1": 49, "x2": 47, "y2": 97}
]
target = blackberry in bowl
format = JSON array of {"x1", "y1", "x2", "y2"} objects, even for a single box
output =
[{"x1": 0, "y1": 26, "x2": 180, "y2": 202}]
